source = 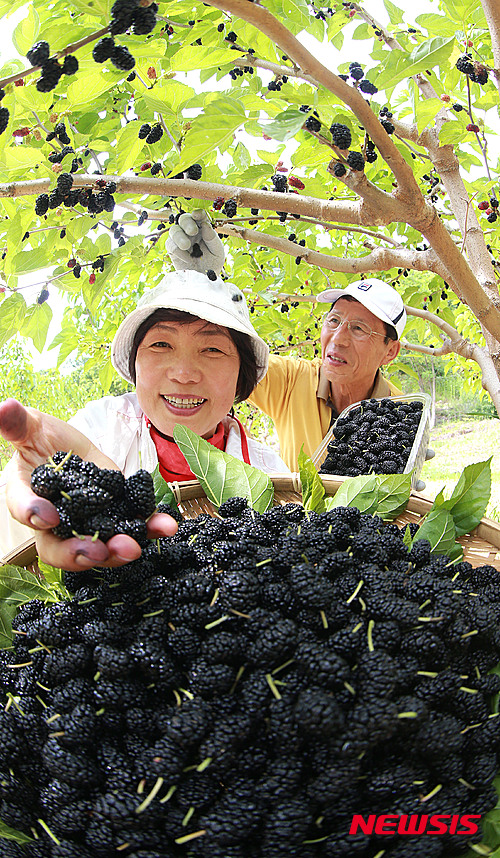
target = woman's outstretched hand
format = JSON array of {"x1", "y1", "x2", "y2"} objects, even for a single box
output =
[{"x1": 0, "y1": 398, "x2": 178, "y2": 571}]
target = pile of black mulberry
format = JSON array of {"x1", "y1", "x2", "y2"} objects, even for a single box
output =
[
  {"x1": 1, "y1": 458, "x2": 500, "y2": 856},
  {"x1": 319, "y1": 397, "x2": 424, "y2": 477},
  {"x1": 30, "y1": 451, "x2": 156, "y2": 546}
]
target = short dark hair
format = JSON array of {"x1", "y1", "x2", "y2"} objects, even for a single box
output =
[
  {"x1": 329, "y1": 296, "x2": 398, "y2": 342},
  {"x1": 128, "y1": 308, "x2": 259, "y2": 402}
]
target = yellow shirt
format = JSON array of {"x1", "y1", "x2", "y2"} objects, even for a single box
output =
[{"x1": 248, "y1": 354, "x2": 400, "y2": 471}]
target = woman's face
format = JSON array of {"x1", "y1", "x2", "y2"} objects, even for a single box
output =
[{"x1": 135, "y1": 319, "x2": 241, "y2": 439}]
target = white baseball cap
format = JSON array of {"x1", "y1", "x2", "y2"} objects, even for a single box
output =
[
  {"x1": 111, "y1": 270, "x2": 269, "y2": 384},
  {"x1": 316, "y1": 278, "x2": 406, "y2": 339}
]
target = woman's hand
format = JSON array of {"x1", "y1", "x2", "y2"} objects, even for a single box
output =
[{"x1": 0, "y1": 398, "x2": 178, "y2": 571}]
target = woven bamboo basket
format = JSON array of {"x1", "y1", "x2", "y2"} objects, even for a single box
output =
[
  {"x1": 169, "y1": 474, "x2": 500, "y2": 571},
  {"x1": 3, "y1": 474, "x2": 500, "y2": 571}
]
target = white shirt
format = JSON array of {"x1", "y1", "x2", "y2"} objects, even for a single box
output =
[{"x1": 68, "y1": 393, "x2": 289, "y2": 476}]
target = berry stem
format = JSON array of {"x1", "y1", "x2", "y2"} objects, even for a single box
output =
[{"x1": 135, "y1": 776, "x2": 164, "y2": 813}]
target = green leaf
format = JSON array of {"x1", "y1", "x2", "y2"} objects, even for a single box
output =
[
  {"x1": 107, "y1": 120, "x2": 147, "y2": 175},
  {"x1": 0, "y1": 563, "x2": 64, "y2": 606},
  {"x1": 384, "y1": 0, "x2": 404, "y2": 24},
  {"x1": 11, "y1": 247, "x2": 50, "y2": 275},
  {"x1": 298, "y1": 447, "x2": 325, "y2": 513},
  {"x1": 439, "y1": 0, "x2": 486, "y2": 25},
  {"x1": 0, "y1": 819, "x2": 34, "y2": 843},
  {"x1": 141, "y1": 80, "x2": 194, "y2": 115},
  {"x1": 352, "y1": 23, "x2": 373, "y2": 40},
  {"x1": 65, "y1": 68, "x2": 115, "y2": 108},
  {"x1": 12, "y1": 5, "x2": 39, "y2": 57},
  {"x1": 403, "y1": 525, "x2": 413, "y2": 549},
  {"x1": 0, "y1": 294, "x2": 26, "y2": 350},
  {"x1": 439, "y1": 119, "x2": 466, "y2": 145},
  {"x1": 169, "y1": 97, "x2": 246, "y2": 176},
  {"x1": 0, "y1": 601, "x2": 19, "y2": 649},
  {"x1": 20, "y1": 303, "x2": 53, "y2": 353},
  {"x1": 0, "y1": 563, "x2": 64, "y2": 647},
  {"x1": 151, "y1": 465, "x2": 182, "y2": 514},
  {"x1": 373, "y1": 474, "x2": 412, "y2": 520},
  {"x1": 98, "y1": 358, "x2": 115, "y2": 395},
  {"x1": 171, "y1": 46, "x2": 239, "y2": 73},
  {"x1": 70, "y1": 0, "x2": 108, "y2": 16},
  {"x1": 324, "y1": 473, "x2": 411, "y2": 519},
  {"x1": 375, "y1": 37, "x2": 455, "y2": 89},
  {"x1": 37, "y1": 560, "x2": 67, "y2": 592},
  {"x1": 414, "y1": 507, "x2": 458, "y2": 556},
  {"x1": 325, "y1": 474, "x2": 378, "y2": 514},
  {"x1": 415, "y1": 13, "x2": 458, "y2": 37},
  {"x1": 262, "y1": 108, "x2": 307, "y2": 143},
  {"x1": 173, "y1": 425, "x2": 274, "y2": 512},
  {"x1": 440, "y1": 458, "x2": 492, "y2": 536},
  {"x1": 415, "y1": 98, "x2": 444, "y2": 134}
]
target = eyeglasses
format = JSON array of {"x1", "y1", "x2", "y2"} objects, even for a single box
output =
[{"x1": 323, "y1": 312, "x2": 387, "y2": 342}]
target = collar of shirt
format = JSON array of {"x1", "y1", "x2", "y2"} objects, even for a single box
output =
[
  {"x1": 316, "y1": 366, "x2": 388, "y2": 406},
  {"x1": 317, "y1": 366, "x2": 390, "y2": 428}
]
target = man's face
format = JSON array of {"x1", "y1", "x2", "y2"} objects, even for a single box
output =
[{"x1": 320, "y1": 298, "x2": 400, "y2": 388}]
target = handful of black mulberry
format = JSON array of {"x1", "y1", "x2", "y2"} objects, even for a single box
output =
[
  {"x1": 30, "y1": 451, "x2": 156, "y2": 546},
  {"x1": 319, "y1": 396, "x2": 424, "y2": 477}
]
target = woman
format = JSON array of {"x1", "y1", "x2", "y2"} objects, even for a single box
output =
[{"x1": 0, "y1": 270, "x2": 288, "y2": 571}]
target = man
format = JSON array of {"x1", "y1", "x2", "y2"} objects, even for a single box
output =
[
  {"x1": 248, "y1": 279, "x2": 405, "y2": 470},
  {"x1": 167, "y1": 214, "x2": 406, "y2": 471}
]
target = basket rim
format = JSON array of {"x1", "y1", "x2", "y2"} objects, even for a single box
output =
[{"x1": 2, "y1": 473, "x2": 499, "y2": 566}]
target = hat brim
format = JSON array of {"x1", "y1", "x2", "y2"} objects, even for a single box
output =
[
  {"x1": 316, "y1": 287, "x2": 405, "y2": 339},
  {"x1": 111, "y1": 297, "x2": 269, "y2": 385}
]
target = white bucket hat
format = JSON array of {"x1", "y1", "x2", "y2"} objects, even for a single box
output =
[
  {"x1": 316, "y1": 278, "x2": 407, "y2": 339},
  {"x1": 111, "y1": 270, "x2": 269, "y2": 384}
]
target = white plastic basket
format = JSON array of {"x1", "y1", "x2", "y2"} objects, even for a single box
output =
[{"x1": 312, "y1": 393, "x2": 432, "y2": 490}]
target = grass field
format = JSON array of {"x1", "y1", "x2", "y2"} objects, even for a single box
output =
[{"x1": 419, "y1": 416, "x2": 500, "y2": 521}]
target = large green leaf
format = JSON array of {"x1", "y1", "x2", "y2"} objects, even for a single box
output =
[
  {"x1": 439, "y1": 0, "x2": 486, "y2": 25},
  {"x1": 168, "y1": 97, "x2": 246, "y2": 176},
  {"x1": 326, "y1": 474, "x2": 378, "y2": 514},
  {"x1": 372, "y1": 474, "x2": 412, "y2": 520},
  {"x1": 439, "y1": 458, "x2": 492, "y2": 536},
  {"x1": 106, "y1": 121, "x2": 147, "y2": 175},
  {"x1": 262, "y1": 107, "x2": 307, "y2": 143},
  {"x1": 11, "y1": 247, "x2": 50, "y2": 275},
  {"x1": 140, "y1": 80, "x2": 195, "y2": 116},
  {"x1": 173, "y1": 425, "x2": 274, "y2": 512},
  {"x1": 12, "y1": 5, "x2": 39, "y2": 57},
  {"x1": 0, "y1": 294, "x2": 26, "y2": 350},
  {"x1": 0, "y1": 563, "x2": 63, "y2": 606},
  {"x1": 20, "y1": 303, "x2": 53, "y2": 353},
  {"x1": 414, "y1": 507, "x2": 459, "y2": 557},
  {"x1": 65, "y1": 69, "x2": 116, "y2": 108},
  {"x1": 298, "y1": 447, "x2": 325, "y2": 513},
  {"x1": 375, "y1": 37, "x2": 455, "y2": 89},
  {"x1": 0, "y1": 563, "x2": 64, "y2": 647},
  {"x1": 325, "y1": 473, "x2": 411, "y2": 520}
]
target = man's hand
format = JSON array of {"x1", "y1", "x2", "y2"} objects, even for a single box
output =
[
  {"x1": 165, "y1": 210, "x2": 225, "y2": 276},
  {"x1": 0, "y1": 399, "x2": 178, "y2": 571}
]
